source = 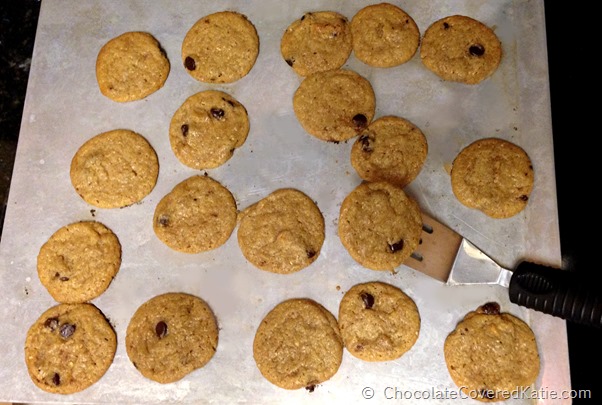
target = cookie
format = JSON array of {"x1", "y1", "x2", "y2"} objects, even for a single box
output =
[
  {"x1": 182, "y1": 11, "x2": 259, "y2": 83},
  {"x1": 70, "y1": 129, "x2": 159, "y2": 209},
  {"x1": 125, "y1": 292, "x2": 218, "y2": 384},
  {"x1": 338, "y1": 181, "x2": 422, "y2": 271},
  {"x1": 253, "y1": 298, "x2": 343, "y2": 390},
  {"x1": 37, "y1": 221, "x2": 121, "y2": 303},
  {"x1": 338, "y1": 281, "x2": 420, "y2": 361},
  {"x1": 153, "y1": 175, "x2": 237, "y2": 253},
  {"x1": 450, "y1": 138, "x2": 534, "y2": 218},
  {"x1": 281, "y1": 11, "x2": 352, "y2": 76},
  {"x1": 350, "y1": 3, "x2": 420, "y2": 67},
  {"x1": 293, "y1": 69, "x2": 376, "y2": 142},
  {"x1": 169, "y1": 90, "x2": 250, "y2": 170},
  {"x1": 96, "y1": 31, "x2": 170, "y2": 102},
  {"x1": 237, "y1": 188, "x2": 325, "y2": 274},
  {"x1": 444, "y1": 302, "x2": 540, "y2": 402},
  {"x1": 351, "y1": 115, "x2": 428, "y2": 187},
  {"x1": 24, "y1": 303, "x2": 116, "y2": 394},
  {"x1": 420, "y1": 15, "x2": 502, "y2": 84}
]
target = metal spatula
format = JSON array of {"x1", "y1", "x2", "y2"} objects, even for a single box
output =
[{"x1": 403, "y1": 213, "x2": 601, "y2": 328}]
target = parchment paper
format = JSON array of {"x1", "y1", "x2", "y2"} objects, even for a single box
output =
[{"x1": 0, "y1": 1, "x2": 569, "y2": 404}]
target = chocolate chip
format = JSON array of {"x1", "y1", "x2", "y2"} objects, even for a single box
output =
[
  {"x1": 360, "y1": 292, "x2": 375, "y2": 309},
  {"x1": 158, "y1": 215, "x2": 169, "y2": 226},
  {"x1": 305, "y1": 384, "x2": 316, "y2": 392},
  {"x1": 222, "y1": 97, "x2": 236, "y2": 107},
  {"x1": 358, "y1": 134, "x2": 373, "y2": 152},
  {"x1": 519, "y1": 194, "x2": 529, "y2": 201},
  {"x1": 210, "y1": 108, "x2": 225, "y2": 120},
  {"x1": 44, "y1": 317, "x2": 59, "y2": 331},
  {"x1": 480, "y1": 389, "x2": 495, "y2": 399},
  {"x1": 285, "y1": 58, "x2": 294, "y2": 67},
  {"x1": 480, "y1": 302, "x2": 501, "y2": 315},
  {"x1": 59, "y1": 323, "x2": 76, "y2": 339},
  {"x1": 155, "y1": 321, "x2": 168, "y2": 339},
  {"x1": 307, "y1": 250, "x2": 316, "y2": 259},
  {"x1": 388, "y1": 239, "x2": 404, "y2": 253},
  {"x1": 352, "y1": 114, "x2": 368, "y2": 131},
  {"x1": 469, "y1": 44, "x2": 485, "y2": 57},
  {"x1": 181, "y1": 124, "x2": 189, "y2": 137},
  {"x1": 59, "y1": 276, "x2": 69, "y2": 282},
  {"x1": 52, "y1": 373, "x2": 61, "y2": 386},
  {"x1": 184, "y1": 56, "x2": 196, "y2": 70},
  {"x1": 443, "y1": 22, "x2": 450, "y2": 29}
]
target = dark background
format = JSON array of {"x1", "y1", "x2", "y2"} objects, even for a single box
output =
[{"x1": 1, "y1": 0, "x2": 597, "y2": 403}]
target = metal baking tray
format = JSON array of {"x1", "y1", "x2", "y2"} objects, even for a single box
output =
[{"x1": 0, "y1": 1, "x2": 569, "y2": 403}]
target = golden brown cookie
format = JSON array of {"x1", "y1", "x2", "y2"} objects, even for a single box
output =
[
  {"x1": 96, "y1": 31, "x2": 170, "y2": 102},
  {"x1": 182, "y1": 11, "x2": 259, "y2": 83},
  {"x1": 237, "y1": 188, "x2": 325, "y2": 274},
  {"x1": 450, "y1": 138, "x2": 534, "y2": 218},
  {"x1": 70, "y1": 129, "x2": 159, "y2": 209},
  {"x1": 293, "y1": 69, "x2": 376, "y2": 142},
  {"x1": 281, "y1": 11, "x2": 352, "y2": 76},
  {"x1": 37, "y1": 221, "x2": 121, "y2": 303},
  {"x1": 444, "y1": 302, "x2": 540, "y2": 402},
  {"x1": 338, "y1": 181, "x2": 422, "y2": 271},
  {"x1": 24, "y1": 303, "x2": 116, "y2": 394},
  {"x1": 169, "y1": 90, "x2": 250, "y2": 170},
  {"x1": 125, "y1": 292, "x2": 218, "y2": 384},
  {"x1": 253, "y1": 298, "x2": 343, "y2": 390},
  {"x1": 420, "y1": 15, "x2": 502, "y2": 84},
  {"x1": 350, "y1": 3, "x2": 420, "y2": 67},
  {"x1": 338, "y1": 281, "x2": 420, "y2": 361},
  {"x1": 153, "y1": 175, "x2": 237, "y2": 253},
  {"x1": 350, "y1": 115, "x2": 428, "y2": 187}
]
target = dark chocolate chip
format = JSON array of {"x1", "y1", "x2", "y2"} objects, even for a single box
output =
[
  {"x1": 222, "y1": 97, "x2": 236, "y2": 107},
  {"x1": 210, "y1": 108, "x2": 225, "y2": 120},
  {"x1": 443, "y1": 22, "x2": 450, "y2": 29},
  {"x1": 305, "y1": 384, "x2": 316, "y2": 392},
  {"x1": 59, "y1": 323, "x2": 76, "y2": 339},
  {"x1": 285, "y1": 58, "x2": 294, "y2": 67},
  {"x1": 519, "y1": 194, "x2": 529, "y2": 201},
  {"x1": 469, "y1": 44, "x2": 485, "y2": 57},
  {"x1": 360, "y1": 292, "x2": 375, "y2": 309},
  {"x1": 388, "y1": 239, "x2": 404, "y2": 253},
  {"x1": 44, "y1": 317, "x2": 59, "y2": 331},
  {"x1": 155, "y1": 321, "x2": 168, "y2": 339},
  {"x1": 59, "y1": 276, "x2": 70, "y2": 282},
  {"x1": 184, "y1": 56, "x2": 196, "y2": 71},
  {"x1": 181, "y1": 124, "x2": 189, "y2": 137},
  {"x1": 352, "y1": 114, "x2": 368, "y2": 131},
  {"x1": 52, "y1": 373, "x2": 61, "y2": 386},
  {"x1": 480, "y1": 389, "x2": 495, "y2": 399},
  {"x1": 358, "y1": 134, "x2": 373, "y2": 152},
  {"x1": 307, "y1": 250, "x2": 316, "y2": 259},
  {"x1": 158, "y1": 215, "x2": 169, "y2": 226},
  {"x1": 480, "y1": 302, "x2": 501, "y2": 315}
]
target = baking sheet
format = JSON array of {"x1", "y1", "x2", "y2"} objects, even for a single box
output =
[{"x1": 0, "y1": 0, "x2": 569, "y2": 403}]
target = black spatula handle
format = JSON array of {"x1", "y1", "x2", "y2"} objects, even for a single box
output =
[{"x1": 508, "y1": 262, "x2": 602, "y2": 328}]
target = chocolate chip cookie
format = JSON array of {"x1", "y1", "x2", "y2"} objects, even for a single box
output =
[
  {"x1": 293, "y1": 69, "x2": 376, "y2": 142},
  {"x1": 24, "y1": 303, "x2": 116, "y2": 394},
  {"x1": 37, "y1": 221, "x2": 121, "y2": 303},
  {"x1": 338, "y1": 181, "x2": 422, "y2": 271},
  {"x1": 70, "y1": 129, "x2": 159, "y2": 209},
  {"x1": 350, "y1": 115, "x2": 428, "y2": 187},
  {"x1": 420, "y1": 15, "x2": 502, "y2": 84},
  {"x1": 281, "y1": 11, "x2": 352, "y2": 76},
  {"x1": 237, "y1": 188, "x2": 325, "y2": 274},
  {"x1": 253, "y1": 298, "x2": 343, "y2": 390},
  {"x1": 96, "y1": 31, "x2": 170, "y2": 102},
  {"x1": 450, "y1": 138, "x2": 534, "y2": 218},
  {"x1": 350, "y1": 3, "x2": 420, "y2": 67},
  {"x1": 126, "y1": 292, "x2": 219, "y2": 384},
  {"x1": 444, "y1": 302, "x2": 540, "y2": 402},
  {"x1": 338, "y1": 281, "x2": 420, "y2": 361},
  {"x1": 169, "y1": 90, "x2": 249, "y2": 169},
  {"x1": 153, "y1": 175, "x2": 237, "y2": 253},
  {"x1": 182, "y1": 11, "x2": 259, "y2": 83}
]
